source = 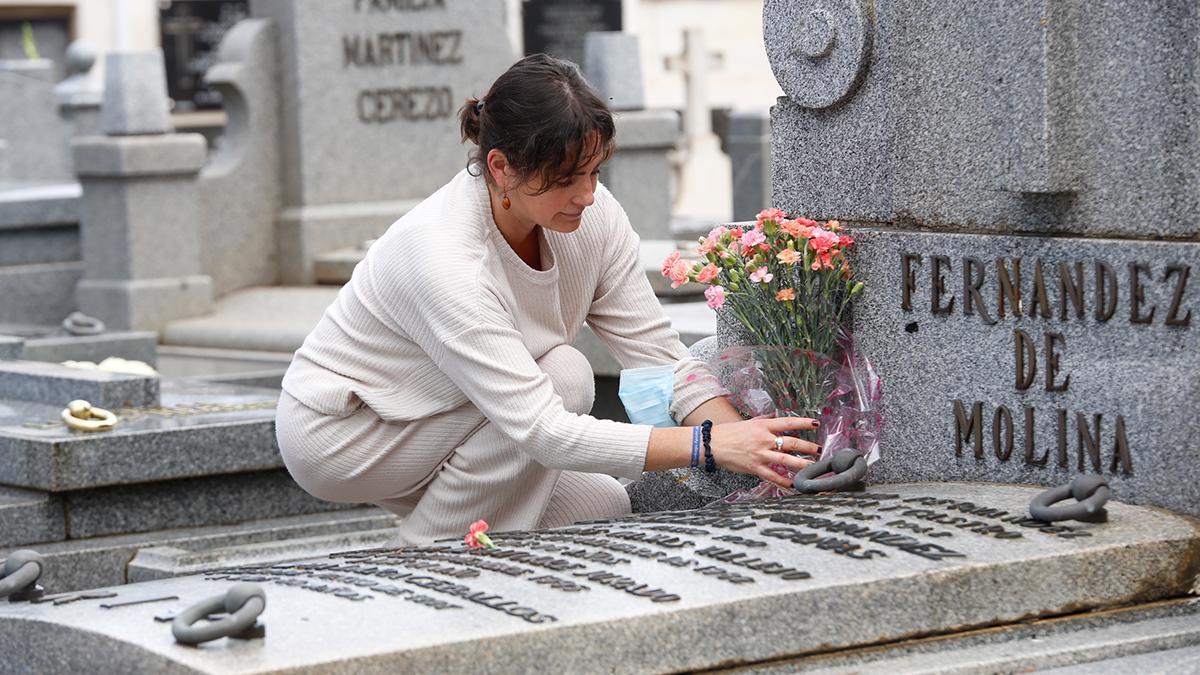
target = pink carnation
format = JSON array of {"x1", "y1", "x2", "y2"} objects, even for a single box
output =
[
  {"x1": 699, "y1": 227, "x2": 727, "y2": 255},
  {"x1": 696, "y1": 263, "x2": 720, "y2": 284},
  {"x1": 661, "y1": 251, "x2": 680, "y2": 277},
  {"x1": 808, "y1": 228, "x2": 840, "y2": 253},
  {"x1": 740, "y1": 229, "x2": 767, "y2": 249},
  {"x1": 704, "y1": 285, "x2": 726, "y2": 310},
  {"x1": 749, "y1": 266, "x2": 774, "y2": 284},
  {"x1": 755, "y1": 208, "x2": 788, "y2": 227},
  {"x1": 780, "y1": 219, "x2": 813, "y2": 239},
  {"x1": 668, "y1": 259, "x2": 691, "y2": 288}
]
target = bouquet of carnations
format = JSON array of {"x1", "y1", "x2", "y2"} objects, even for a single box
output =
[{"x1": 662, "y1": 208, "x2": 883, "y2": 501}]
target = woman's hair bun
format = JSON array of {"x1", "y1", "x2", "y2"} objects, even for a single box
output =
[{"x1": 459, "y1": 97, "x2": 483, "y2": 144}]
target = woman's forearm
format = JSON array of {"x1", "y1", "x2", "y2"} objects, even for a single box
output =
[
  {"x1": 644, "y1": 396, "x2": 743, "y2": 471},
  {"x1": 681, "y1": 396, "x2": 744, "y2": 426}
]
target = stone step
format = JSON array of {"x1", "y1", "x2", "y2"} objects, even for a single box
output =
[
  {"x1": 128, "y1": 527, "x2": 396, "y2": 582},
  {"x1": 0, "y1": 507, "x2": 394, "y2": 594},
  {"x1": 2, "y1": 330, "x2": 158, "y2": 366},
  {"x1": 311, "y1": 239, "x2": 707, "y2": 300},
  {"x1": 0, "y1": 261, "x2": 82, "y2": 325},
  {"x1": 62, "y1": 469, "x2": 361, "y2": 540},
  {"x1": 790, "y1": 598, "x2": 1200, "y2": 674},
  {"x1": 0, "y1": 482, "x2": 1195, "y2": 672},
  {"x1": 0, "y1": 378, "x2": 279, "y2": 491},
  {"x1": 0, "y1": 485, "x2": 64, "y2": 548},
  {"x1": 155, "y1": 344, "x2": 292, "y2": 390},
  {"x1": 0, "y1": 358, "x2": 159, "y2": 408},
  {"x1": 0, "y1": 181, "x2": 81, "y2": 229},
  {"x1": 0, "y1": 469, "x2": 360, "y2": 548}
]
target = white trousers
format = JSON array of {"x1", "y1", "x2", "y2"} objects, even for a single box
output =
[{"x1": 276, "y1": 344, "x2": 632, "y2": 545}]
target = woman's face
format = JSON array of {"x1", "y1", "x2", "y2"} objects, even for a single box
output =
[{"x1": 511, "y1": 151, "x2": 603, "y2": 234}]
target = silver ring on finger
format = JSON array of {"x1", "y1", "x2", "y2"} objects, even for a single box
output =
[{"x1": 774, "y1": 435, "x2": 784, "y2": 451}]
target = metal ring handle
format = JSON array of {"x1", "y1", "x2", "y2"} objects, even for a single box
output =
[
  {"x1": 172, "y1": 584, "x2": 266, "y2": 645},
  {"x1": 61, "y1": 400, "x2": 118, "y2": 432},
  {"x1": 793, "y1": 449, "x2": 867, "y2": 493},
  {"x1": 1029, "y1": 475, "x2": 1110, "y2": 523},
  {"x1": 0, "y1": 550, "x2": 44, "y2": 599},
  {"x1": 61, "y1": 312, "x2": 104, "y2": 336}
]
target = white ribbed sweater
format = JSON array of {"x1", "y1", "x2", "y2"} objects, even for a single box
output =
[{"x1": 281, "y1": 169, "x2": 722, "y2": 481}]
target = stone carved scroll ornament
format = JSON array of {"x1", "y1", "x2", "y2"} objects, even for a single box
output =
[{"x1": 764, "y1": 0, "x2": 873, "y2": 109}]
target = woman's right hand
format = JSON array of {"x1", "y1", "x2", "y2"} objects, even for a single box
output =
[{"x1": 709, "y1": 416, "x2": 821, "y2": 489}]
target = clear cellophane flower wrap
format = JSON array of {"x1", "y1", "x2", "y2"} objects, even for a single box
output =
[{"x1": 711, "y1": 331, "x2": 883, "y2": 504}]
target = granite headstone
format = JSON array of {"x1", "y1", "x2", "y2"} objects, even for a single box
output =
[
  {"x1": 756, "y1": 0, "x2": 1200, "y2": 518},
  {"x1": 249, "y1": 0, "x2": 516, "y2": 283}
]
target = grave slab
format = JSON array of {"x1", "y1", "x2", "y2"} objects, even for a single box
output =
[
  {"x1": 0, "y1": 379, "x2": 280, "y2": 491},
  {"x1": 0, "y1": 508, "x2": 394, "y2": 595},
  {"x1": 0, "y1": 359, "x2": 159, "y2": 408},
  {"x1": 0, "y1": 483, "x2": 1195, "y2": 673}
]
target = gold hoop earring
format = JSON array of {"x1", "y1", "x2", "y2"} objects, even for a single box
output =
[{"x1": 501, "y1": 192, "x2": 511, "y2": 210}]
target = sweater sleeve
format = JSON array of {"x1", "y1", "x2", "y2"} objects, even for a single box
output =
[{"x1": 585, "y1": 194, "x2": 726, "y2": 423}]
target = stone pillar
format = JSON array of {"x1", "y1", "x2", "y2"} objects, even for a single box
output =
[
  {"x1": 727, "y1": 110, "x2": 772, "y2": 221},
  {"x1": 603, "y1": 111, "x2": 680, "y2": 240},
  {"x1": 72, "y1": 51, "x2": 212, "y2": 332}
]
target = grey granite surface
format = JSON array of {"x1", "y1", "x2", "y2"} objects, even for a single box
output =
[
  {"x1": 0, "y1": 60, "x2": 75, "y2": 182},
  {"x1": 197, "y1": 19, "x2": 283, "y2": 296},
  {"x1": 0, "y1": 485, "x2": 64, "y2": 547},
  {"x1": 0, "y1": 359, "x2": 159, "y2": 408},
  {"x1": 583, "y1": 32, "x2": 645, "y2": 111},
  {"x1": 0, "y1": 261, "x2": 82, "y2": 326},
  {"x1": 729, "y1": 110, "x2": 773, "y2": 222},
  {"x1": 19, "y1": 331, "x2": 158, "y2": 366},
  {"x1": 0, "y1": 483, "x2": 1195, "y2": 673},
  {"x1": 0, "y1": 181, "x2": 81, "y2": 228},
  {"x1": 128, "y1": 526, "x2": 396, "y2": 582},
  {"x1": 766, "y1": 0, "x2": 1200, "y2": 238},
  {"x1": 250, "y1": 0, "x2": 515, "y2": 282},
  {"x1": 64, "y1": 470, "x2": 359, "y2": 539},
  {"x1": 603, "y1": 111, "x2": 680, "y2": 242},
  {"x1": 0, "y1": 379, "x2": 280, "y2": 491},
  {"x1": 0, "y1": 508, "x2": 393, "y2": 594},
  {"x1": 765, "y1": 598, "x2": 1200, "y2": 674},
  {"x1": 840, "y1": 229, "x2": 1200, "y2": 518},
  {"x1": 100, "y1": 51, "x2": 172, "y2": 136},
  {"x1": 0, "y1": 335, "x2": 22, "y2": 359}
]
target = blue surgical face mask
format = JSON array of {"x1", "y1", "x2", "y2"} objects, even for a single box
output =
[{"x1": 618, "y1": 364, "x2": 676, "y2": 427}]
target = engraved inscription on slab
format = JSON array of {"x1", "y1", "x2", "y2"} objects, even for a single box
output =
[{"x1": 0, "y1": 483, "x2": 1196, "y2": 674}]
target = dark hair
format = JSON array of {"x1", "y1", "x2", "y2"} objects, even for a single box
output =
[{"x1": 460, "y1": 54, "x2": 615, "y2": 194}]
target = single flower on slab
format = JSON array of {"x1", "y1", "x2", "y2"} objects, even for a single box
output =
[{"x1": 465, "y1": 520, "x2": 496, "y2": 549}]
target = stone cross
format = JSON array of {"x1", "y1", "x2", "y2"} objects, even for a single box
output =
[{"x1": 663, "y1": 27, "x2": 723, "y2": 143}]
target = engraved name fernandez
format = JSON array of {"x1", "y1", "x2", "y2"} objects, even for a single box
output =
[
  {"x1": 344, "y1": 0, "x2": 461, "y2": 124},
  {"x1": 901, "y1": 254, "x2": 1194, "y2": 476}
]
